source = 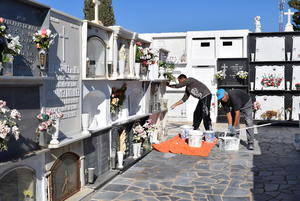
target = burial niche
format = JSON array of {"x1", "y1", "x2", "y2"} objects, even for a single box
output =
[
  {"x1": 0, "y1": 167, "x2": 36, "y2": 201},
  {"x1": 50, "y1": 152, "x2": 80, "y2": 201},
  {"x1": 83, "y1": 90, "x2": 106, "y2": 130},
  {"x1": 87, "y1": 36, "x2": 106, "y2": 77}
]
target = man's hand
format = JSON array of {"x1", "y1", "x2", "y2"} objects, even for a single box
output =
[
  {"x1": 171, "y1": 104, "x2": 176, "y2": 110},
  {"x1": 228, "y1": 125, "x2": 237, "y2": 134}
]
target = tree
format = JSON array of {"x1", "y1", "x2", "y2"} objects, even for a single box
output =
[
  {"x1": 288, "y1": 0, "x2": 300, "y2": 31},
  {"x1": 83, "y1": 0, "x2": 116, "y2": 26}
]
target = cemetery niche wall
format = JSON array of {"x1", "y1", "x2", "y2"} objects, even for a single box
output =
[
  {"x1": 216, "y1": 58, "x2": 249, "y2": 122},
  {"x1": 248, "y1": 32, "x2": 300, "y2": 122}
]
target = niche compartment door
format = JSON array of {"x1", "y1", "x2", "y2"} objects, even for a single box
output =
[
  {"x1": 255, "y1": 65, "x2": 285, "y2": 90},
  {"x1": 292, "y1": 36, "x2": 300, "y2": 61},
  {"x1": 292, "y1": 96, "x2": 300, "y2": 120},
  {"x1": 292, "y1": 66, "x2": 300, "y2": 90},
  {"x1": 255, "y1": 95, "x2": 285, "y2": 120},
  {"x1": 255, "y1": 37, "x2": 285, "y2": 61}
]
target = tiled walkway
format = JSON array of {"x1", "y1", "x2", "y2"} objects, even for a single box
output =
[{"x1": 88, "y1": 123, "x2": 300, "y2": 201}]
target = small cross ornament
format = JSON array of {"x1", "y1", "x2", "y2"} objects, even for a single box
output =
[{"x1": 92, "y1": 0, "x2": 103, "y2": 25}]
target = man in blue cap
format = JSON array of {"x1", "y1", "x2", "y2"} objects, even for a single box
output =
[{"x1": 217, "y1": 88, "x2": 254, "y2": 150}]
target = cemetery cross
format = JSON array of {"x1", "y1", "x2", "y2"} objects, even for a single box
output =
[
  {"x1": 92, "y1": 0, "x2": 103, "y2": 25},
  {"x1": 59, "y1": 26, "x2": 69, "y2": 63},
  {"x1": 284, "y1": 9, "x2": 295, "y2": 32},
  {"x1": 221, "y1": 63, "x2": 228, "y2": 79}
]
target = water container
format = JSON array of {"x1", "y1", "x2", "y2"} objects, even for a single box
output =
[
  {"x1": 188, "y1": 130, "x2": 203, "y2": 148},
  {"x1": 204, "y1": 131, "x2": 216, "y2": 142},
  {"x1": 180, "y1": 125, "x2": 193, "y2": 139}
]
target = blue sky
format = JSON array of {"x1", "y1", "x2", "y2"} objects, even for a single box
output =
[{"x1": 36, "y1": 0, "x2": 290, "y2": 33}]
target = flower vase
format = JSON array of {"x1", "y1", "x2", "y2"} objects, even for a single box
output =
[
  {"x1": 38, "y1": 130, "x2": 48, "y2": 147},
  {"x1": 50, "y1": 119, "x2": 60, "y2": 145},
  {"x1": 140, "y1": 65, "x2": 148, "y2": 80},
  {"x1": 2, "y1": 55, "x2": 14, "y2": 76},
  {"x1": 159, "y1": 68, "x2": 165, "y2": 79},
  {"x1": 118, "y1": 60, "x2": 125, "y2": 78},
  {"x1": 117, "y1": 151, "x2": 124, "y2": 169},
  {"x1": 142, "y1": 138, "x2": 152, "y2": 152},
  {"x1": 134, "y1": 63, "x2": 141, "y2": 79},
  {"x1": 81, "y1": 114, "x2": 90, "y2": 135},
  {"x1": 38, "y1": 49, "x2": 48, "y2": 76},
  {"x1": 137, "y1": 142, "x2": 141, "y2": 157},
  {"x1": 149, "y1": 131, "x2": 159, "y2": 144},
  {"x1": 133, "y1": 143, "x2": 141, "y2": 159}
]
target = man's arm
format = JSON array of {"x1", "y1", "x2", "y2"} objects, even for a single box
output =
[
  {"x1": 171, "y1": 100, "x2": 184, "y2": 110},
  {"x1": 168, "y1": 79, "x2": 189, "y2": 88},
  {"x1": 226, "y1": 112, "x2": 233, "y2": 126},
  {"x1": 233, "y1": 110, "x2": 240, "y2": 128},
  {"x1": 171, "y1": 89, "x2": 190, "y2": 109}
]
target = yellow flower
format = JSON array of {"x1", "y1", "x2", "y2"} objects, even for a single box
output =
[
  {"x1": 111, "y1": 98, "x2": 119, "y2": 106},
  {"x1": 23, "y1": 190, "x2": 33, "y2": 198}
]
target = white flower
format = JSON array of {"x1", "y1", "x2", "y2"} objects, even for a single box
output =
[
  {"x1": 11, "y1": 126, "x2": 20, "y2": 140},
  {"x1": 10, "y1": 109, "x2": 21, "y2": 120},
  {"x1": 0, "y1": 121, "x2": 10, "y2": 139},
  {"x1": 46, "y1": 29, "x2": 51, "y2": 36}
]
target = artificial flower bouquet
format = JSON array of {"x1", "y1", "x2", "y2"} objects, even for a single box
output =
[
  {"x1": 143, "y1": 119, "x2": 157, "y2": 134},
  {"x1": 132, "y1": 123, "x2": 147, "y2": 143},
  {"x1": 261, "y1": 110, "x2": 278, "y2": 120},
  {"x1": 261, "y1": 74, "x2": 283, "y2": 88},
  {"x1": 35, "y1": 110, "x2": 63, "y2": 136},
  {"x1": 32, "y1": 28, "x2": 56, "y2": 51},
  {"x1": 110, "y1": 83, "x2": 127, "y2": 115},
  {"x1": 137, "y1": 46, "x2": 157, "y2": 67},
  {"x1": 135, "y1": 41, "x2": 143, "y2": 63},
  {"x1": 159, "y1": 61, "x2": 176, "y2": 81},
  {"x1": 0, "y1": 100, "x2": 21, "y2": 151},
  {"x1": 295, "y1": 82, "x2": 300, "y2": 90},
  {"x1": 236, "y1": 70, "x2": 248, "y2": 80},
  {"x1": 215, "y1": 70, "x2": 225, "y2": 80},
  {"x1": 0, "y1": 17, "x2": 22, "y2": 64},
  {"x1": 252, "y1": 101, "x2": 261, "y2": 112}
]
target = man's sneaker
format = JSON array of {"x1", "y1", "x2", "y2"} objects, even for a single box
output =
[{"x1": 248, "y1": 143, "x2": 254, "y2": 150}]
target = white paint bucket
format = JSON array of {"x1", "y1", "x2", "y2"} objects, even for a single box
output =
[
  {"x1": 180, "y1": 125, "x2": 193, "y2": 139},
  {"x1": 188, "y1": 130, "x2": 203, "y2": 148}
]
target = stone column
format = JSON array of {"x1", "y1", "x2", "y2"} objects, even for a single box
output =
[
  {"x1": 112, "y1": 34, "x2": 119, "y2": 78},
  {"x1": 128, "y1": 39, "x2": 135, "y2": 78}
]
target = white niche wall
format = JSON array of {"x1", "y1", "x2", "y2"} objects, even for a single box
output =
[
  {"x1": 254, "y1": 95, "x2": 285, "y2": 120},
  {"x1": 82, "y1": 81, "x2": 110, "y2": 130},
  {"x1": 255, "y1": 65, "x2": 285, "y2": 90},
  {"x1": 292, "y1": 36, "x2": 300, "y2": 61},
  {"x1": 255, "y1": 36, "x2": 285, "y2": 61},
  {"x1": 292, "y1": 96, "x2": 300, "y2": 121},
  {"x1": 127, "y1": 82, "x2": 145, "y2": 115},
  {"x1": 292, "y1": 66, "x2": 300, "y2": 90}
]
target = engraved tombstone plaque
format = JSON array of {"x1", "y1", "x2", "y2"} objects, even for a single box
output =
[
  {"x1": 255, "y1": 37, "x2": 285, "y2": 61},
  {"x1": 255, "y1": 65, "x2": 285, "y2": 90},
  {"x1": 254, "y1": 95, "x2": 285, "y2": 120}
]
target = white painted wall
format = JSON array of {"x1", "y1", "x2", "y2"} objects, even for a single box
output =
[{"x1": 141, "y1": 29, "x2": 249, "y2": 125}]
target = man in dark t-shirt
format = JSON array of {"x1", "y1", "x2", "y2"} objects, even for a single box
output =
[
  {"x1": 217, "y1": 88, "x2": 254, "y2": 150},
  {"x1": 167, "y1": 74, "x2": 212, "y2": 131}
]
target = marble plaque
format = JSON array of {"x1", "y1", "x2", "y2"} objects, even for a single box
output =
[
  {"x1": 255, "y1": 65, "x2": 285, "y2": 90},
  {"x1": 292, "y1": 96, "x2": 300, "y2": 121},
  {"x1": 292, "y1": 66, "x2": 300, "y2": 90},
  {"x1": 254, "y1": 95, "x2": 285, "y2": 120},
  {"x1": 255, "y1": 37, "x2": 285, "y2": 61},
  {"x1": 292, "y1": 36, "x2": 300, "y2": 61}
]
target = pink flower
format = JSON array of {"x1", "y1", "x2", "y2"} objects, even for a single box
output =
[
  {"x1": 136, "y1": 42, "x2": 142, "y2": 46},
  {"x1": 41, "y1": 29, "x2": 47, "y2": 36},
  {"x1": 10, "y1": 109, "x2": 21, "y2": 120},
  {"x1": 0, "y1": 18, "x2": 4, "y2": 23},
  {"x1": 36, "y1": 44, "x2": 41, "y2": 49},
  {"x1": 0, "y1": 100, "x2": 6, "y2": 108}
]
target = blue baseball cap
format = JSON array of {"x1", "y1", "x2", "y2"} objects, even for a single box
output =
[{"x1": 217, "y1": 89, "x2": 226, "y2": 100}]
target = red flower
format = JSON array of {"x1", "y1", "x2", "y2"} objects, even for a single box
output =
[{"x1": 41, "y1": 29, "x2": 47, "y2": 36}]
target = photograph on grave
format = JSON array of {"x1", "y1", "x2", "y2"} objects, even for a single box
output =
[
  {"x1": 292, "y1": 96, "x2": 300, "y2": 120},
  {"x1": 0, "y1": 167, "x2": 36, "y2": 201},
  {"x1": 292, "y1": 36, "x2": 300, "y2": 61},
  {"x1": 217, "y1": 58, "x2": 248, "y2": 86},
  {"x1": 87, "y1": 36, "x2": 106, "y2": 77},
  {"x1": 255, "y1": 36, "x2": 285, "y2": 61},
  {"x1": 255, "y1": 65, "x2": 285, "y2": 90},
  {"x1": 292, "y1": 65, "x2": 300, "y2": 91},
  {"x1": 254, "y1": 95, "x2": 285, "y2": 120}
]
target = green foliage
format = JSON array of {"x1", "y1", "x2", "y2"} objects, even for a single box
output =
[
  {"x1": 84, "y1": 0, "x2": 116, "y2": 26},
  {"x1": 159, "y1": 61, "x2": 175, "y2": 70},
  {"x1": 288, "y1": 0, "x2": 300, "y2": 31}
]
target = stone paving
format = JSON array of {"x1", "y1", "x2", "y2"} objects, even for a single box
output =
[{"x1": 88, "y1": 123, "x2": 300, "y2": 201}]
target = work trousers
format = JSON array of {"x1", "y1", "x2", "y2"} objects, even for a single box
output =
[{"x1": 193, "y1": 94, "x2": 212, "y2": 130}]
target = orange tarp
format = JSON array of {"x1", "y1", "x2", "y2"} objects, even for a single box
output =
[{"x1": 152, "y1": 135, "x2": 217, "y2": 157}]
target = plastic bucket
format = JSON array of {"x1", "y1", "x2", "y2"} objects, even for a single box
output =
[
  {"x1": 218, "y1": 136, "x2": 240, "y2": 151},
  {"x1": 180, "y1": 125, "x2": 193, "y2": 139},
  {"x1": 204, "y1": 131, "x2": 216, "y2": 142},
  {"x1": 188, "y1": 130, "x2": 203, "y2": 148}
]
